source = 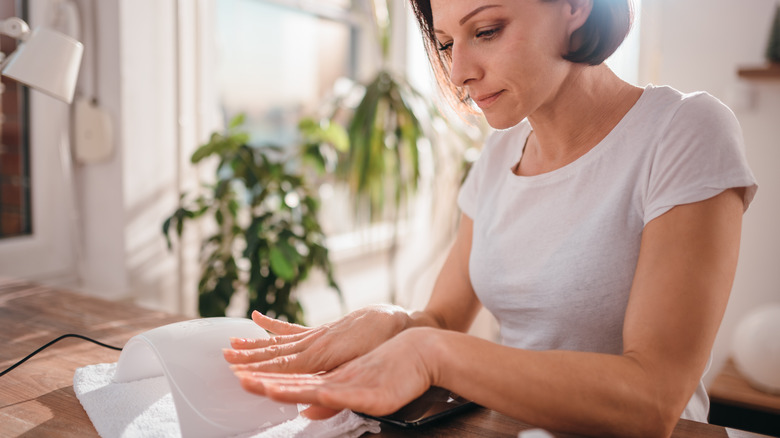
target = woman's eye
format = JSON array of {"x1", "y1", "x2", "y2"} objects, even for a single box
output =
[
  {"x1": 437, "y1": 41, "x2": 453, "y2": 52},
  {"x1": 436, "y1": 25, "x2": 501, "y2": 52},
  {"x1": 476, "y1": 26, "x2": 501, "y2": 40}
]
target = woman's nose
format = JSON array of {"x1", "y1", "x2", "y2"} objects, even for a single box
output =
[{"x1": 449, "y1": 43, "x2": 480, "y2": 87}]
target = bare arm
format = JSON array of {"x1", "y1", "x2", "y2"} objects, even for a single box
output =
[
  {"x1": 406, "y1": 214, "x2": 482, "y2": 332},
  {"x1": 236, "y1": 188, "x2": 744, "y2": 437}
]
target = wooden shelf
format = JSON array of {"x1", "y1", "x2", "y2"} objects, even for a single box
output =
[{"x1": 738, "y1": 63, "x2": 780, "y2": 79}]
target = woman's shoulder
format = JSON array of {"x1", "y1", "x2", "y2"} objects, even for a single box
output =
[
  {"x1": 636, "y1": 85, "x2": 756, "y2": 222},
  {"x1": 639, "y1": 84, "x2": 738, "y2": 129}
]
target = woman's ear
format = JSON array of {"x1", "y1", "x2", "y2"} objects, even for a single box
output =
[{"x1": 564, "y1": 0, "x2": 593, "y2": 35}]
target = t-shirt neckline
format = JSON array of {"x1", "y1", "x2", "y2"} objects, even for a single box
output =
[{"x1": 509, "y1": 84, "x2": 653, "y2": 183}]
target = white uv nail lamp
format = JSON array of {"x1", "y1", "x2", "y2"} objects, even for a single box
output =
[{"x1": 112, "y1": 317, "x2": 297, "y2": 438}]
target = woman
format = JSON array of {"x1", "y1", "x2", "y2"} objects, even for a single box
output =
[{"x1": 224, "y1": 0, "x2": 757, "y2": 436}]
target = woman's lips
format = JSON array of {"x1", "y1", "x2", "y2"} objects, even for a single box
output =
[{"x1": 472, "y1": 90, "x2": 504, "y2": 109}]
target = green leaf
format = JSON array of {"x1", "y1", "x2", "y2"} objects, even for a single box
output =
[
  {"x1": 323, "y1": 122, "x2": 349, "y2": 153},
  {"x1": 269, "y1": 242, "x2": 298, "y2": 281},
  {"x1": 298, "y1": 118, "x2": 319, "y2": 135},
  {"x1": 176, "y1": 213, "x2": 185, "y2": 236},
  {"x1": 191, "y1": 142, "x2": 216, "y2": 163},
  {"x1": 229, "y1": 113, "x2": 246, "y2": 130},
  {"x1": 162, "y1": 217, "x2": 173, "y2": 249}
]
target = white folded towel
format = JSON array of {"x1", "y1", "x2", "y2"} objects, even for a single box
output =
[{"x1": 73, "y1": 363, "x2": 381, "y2": 438}]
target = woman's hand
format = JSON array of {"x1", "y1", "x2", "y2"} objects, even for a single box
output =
[
  {"x1": 232, "y1": 327, "x2": 439, "y2": 419},
  {"x1": 223, "y1": 305, "x2": 411, "y2": 374}
]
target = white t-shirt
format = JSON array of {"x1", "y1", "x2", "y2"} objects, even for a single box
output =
[{"x1": 457, "y1": 84, "x2": 757, "y2": 422}]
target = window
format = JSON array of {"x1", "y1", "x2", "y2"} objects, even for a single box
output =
[
  {"x1": 214, "y1": 0, "x2": 366, "y2": 147},
  {"x1": 0, "y1": 0, "x2": 77, "y2": 281},
  {"x1": 0, "y1": 0, "x2": 31, "y2": 239},
  {"x1": 212, "y1": 0, "x2": 381, "y2": 241}
]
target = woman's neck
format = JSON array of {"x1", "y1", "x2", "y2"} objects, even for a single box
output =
[{"x1": 517, "y1": 64, "x2": 642, "y2": 176}]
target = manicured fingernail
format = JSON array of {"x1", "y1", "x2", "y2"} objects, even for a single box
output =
[{"x1": 239, "y1": 375, "x2": 265, "y2": 390}]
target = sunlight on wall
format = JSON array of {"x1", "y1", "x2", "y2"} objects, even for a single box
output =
[{"x1": 606, "y1": 0, "x2": 642, "y2": 85}]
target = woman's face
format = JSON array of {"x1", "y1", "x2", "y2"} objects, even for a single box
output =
[{"x1": 431, "y1": 0, "x2": 578, "y2": 129}]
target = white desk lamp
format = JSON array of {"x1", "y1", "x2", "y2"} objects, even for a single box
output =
[{"x1": 0, "y1": 16, "x2": 83, "y2": 103}]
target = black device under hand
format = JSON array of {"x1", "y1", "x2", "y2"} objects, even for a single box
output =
[{"x1": 359, "y1": 386, "x2": 476, "y2": 428}]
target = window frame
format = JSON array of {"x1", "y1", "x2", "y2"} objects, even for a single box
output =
[
  {"x1": 0, "y1": 0, "x2": 78, "y2": 282},
  {"x1": 0, "y1": 0, "x2": 31, "y2": 239}
]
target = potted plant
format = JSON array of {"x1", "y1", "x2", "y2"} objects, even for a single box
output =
[
  {"x1": 299, "y1": 0, "x2": 467, "y2": 303},
  {"x1": 163, "y1": 114, "x2": 340, "y2": 323}
]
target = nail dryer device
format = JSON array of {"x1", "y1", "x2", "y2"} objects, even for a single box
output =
[{"x1": 113, "y1": 317, "x2": 298, "y2": 437}]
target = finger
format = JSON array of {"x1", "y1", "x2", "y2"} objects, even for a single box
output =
[
  {"x1": 229, "y1": 328, "x2": 329, "y2": 365},
  {"x1": 263, "y1": 382, "x2": 331, "y2": 406},
  {"x1": 236, "y1": 373, "x2": 268, "y2": 397},
  {"x1": 241, "y1": 370, "x2": 367, "y2": 408},
  {"x1": 237, "y1": 372, "x2": 327, "y2": 406},
  {"x1": 229, "y1": 322, "x2": 327, "y2": 352},
  {"x1": 228, "y1": 350, "x2": 326, "y2": 374},
  {"x1": 301, "y1": 405, "x2": 342, "y2": 420},
  {"x1": 223, "y1": 338, "x2": 310, "y2": 364},
  {"x1": 236, "y1": 371, "x2": 389, "y2": 416},
  {"x1": 252, "y1": 310, "x2": 309, "y2": 335},
  {"x1": 262, "y1": 381, "x2": 391, "y2": 416},
  {"x1": 235, "y1": 372, "x2": 323, "y2": 398},
  {"x1": 228, "y1": 331, "x2": 308, "y2": 350},
  {"x1": 232, "y1": 370, "x2": 327, "y2": 390},
  {"x1": 317, "y1": 386, "x2": 398, "y2": 417}
]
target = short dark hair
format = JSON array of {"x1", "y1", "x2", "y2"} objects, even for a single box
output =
[
  {"x1": 563, "y1": 0, "x2": 633, "y2": 65},
  {"x1": 408, "y1": 0, "x2": 634, "y2": 110}
]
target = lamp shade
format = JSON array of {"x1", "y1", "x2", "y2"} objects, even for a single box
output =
[{"x1": 1, "y1": 27, "x2": 83, "y2": 103}]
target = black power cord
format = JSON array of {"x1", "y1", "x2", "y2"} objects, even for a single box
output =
[{"x1": 0, "y1": 334, "x2": 122, "y2": 377}]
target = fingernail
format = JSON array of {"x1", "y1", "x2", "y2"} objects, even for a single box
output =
[
  {"x1": 230, "y1": 337, "x2": 247, "y2": 345},
  {"x1": 239, "y1": 374, "x2": 264, "y2": 388},
  {"x1": 265, "y1": 383, "x2": 285, "y2": 393},
  {"x1": 233, "y1": 368, "x2": 253, "y2": 377}
]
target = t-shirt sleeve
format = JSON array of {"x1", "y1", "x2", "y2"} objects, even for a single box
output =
[{"x1": 644, "y1": 92, "x2": 758, "y2": 225}]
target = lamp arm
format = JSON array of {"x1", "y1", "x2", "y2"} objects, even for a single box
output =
[
  {"x1": 0, "y1": 17, "x2": 31, "y2": 68},
  {"x1": 0, "y1": 17, "x2": 31, "y2": 40}
]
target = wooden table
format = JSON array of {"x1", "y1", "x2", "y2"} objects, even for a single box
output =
[
  {"x1": 708, "y1": 358, "x2": 780, "y2": 436},
  {"x1": 709, "y1": 359, "x2": 780, "y2": 415},
  {"x1": 0, "y1": 277, "x2": 185, "y2": 437},
  {"x1": 0, "y1": 278, "x2": 771, "y2": 437}
]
